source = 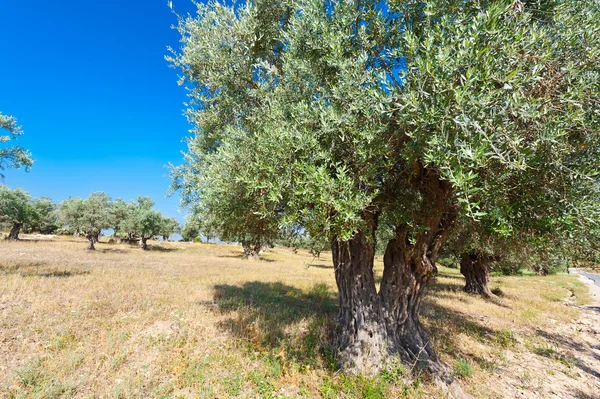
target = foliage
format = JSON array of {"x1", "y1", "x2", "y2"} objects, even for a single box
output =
[
  {"x1": 26, "y1": 197, "x2": 59, "y2": 234},
  {"x1": 118, "y1": 196, "x2": 163, "y2": 249},
  {"x1": 59, "y1": 192, "x2": 113, "y2": 241},
  {"x1": 170, "y1": 0, "x2": 600, "y2": 250},
  {"x1": 181, "y1": 218, "x2": 200, "y2": 242},
  {"x1": 0, "y1": 112, "x2": 33, "y2": 179},
  {"x1": 160, "y1": 216, "x2": 179, "y2": 240},
  {"x1": 0, "y1": 186, "x2": 33, "y2": 238}
]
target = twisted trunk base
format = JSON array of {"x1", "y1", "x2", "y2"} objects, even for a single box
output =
[
  {"x1": 85, "y1": 233, "x2": 96, "y2": 250},
  {"x1": 241, "y1": 241, "x2": 261, "y2": 259},
  {"x1": 331, "y1": 234, "x2": 451, "y2": 382},
  {"x1": 7, "y1": 223, "x2": 22, "y2": 240},
  {"x1": 461, "y1": 252, "x2": 497, "y2": 296},
  {"x1": 139, "y1": 237, "x2": 148, "y2": 250}
]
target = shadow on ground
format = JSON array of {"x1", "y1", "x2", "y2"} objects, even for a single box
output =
[
  {"x1": 208, "y1": 279, "x2": 523, "y2": 373},
  {"x1": 217, "y1": 253, "x2": 276, "y2": 262},
  {"x1": 534, "y1": 328, "x2": 600, "y2": 379},
  {"x1": 209, "y1": 281, "x2": 337, "y2": 364}
]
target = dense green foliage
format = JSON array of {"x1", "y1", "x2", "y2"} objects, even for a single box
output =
[
  {"x1": 60, "y1": 193, "x2": 113, "y2": 249},
  {"x1": 0, "y1": 186, "x2": 33, "y2": 239},
  {"x1": 26, "y1": 197, "x2": 59, "y2": 235},
  {"x1": 170, "y1": 0, "x2": 600, "y2": 376},
  {"x1": 0, "y1": 112, "x2": 33, "y2": 179},
  {"x1": 117, "y1": 197, "x2": 165, "y2": 249},
  {"x1": 171, "y1": 0, "x2": 599, "y2": 245}
]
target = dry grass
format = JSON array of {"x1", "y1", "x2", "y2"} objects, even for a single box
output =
[{"x1": 0, "y1": 236, "x2": 598, "y2": 398}]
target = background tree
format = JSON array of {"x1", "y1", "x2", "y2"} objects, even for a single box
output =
[
  {"x1": 181, "y1": 218, "x2": 200, "y2": 242},
  {"x1": 119, "y1": 196, "x2": 163, "y2": 250},
  {"x1": 26, "y1": 197, "x2": 59, "y2": 234},
  {"x1": 0, "y1": 112, "x2": 33, "y2": 179},
  {"x1": 60, "y1": 192, "x2": 113, "y2": 250},
  {"x1": 110, "y1": 198, "x2": 130, "y2": 241},
  {"x1": 159, "y1": 216, "x2": 179, "y2": 242},
  {"x1": 0, "y1": 186, "x2": 33, "y2": 240},
  {"x1": 171, "y1": 0, "x2": 600, "y2": 384}
]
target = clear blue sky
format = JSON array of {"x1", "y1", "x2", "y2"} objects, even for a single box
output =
[{"x1": 0, "y1": 0, "x2": 204, "y2": 221}]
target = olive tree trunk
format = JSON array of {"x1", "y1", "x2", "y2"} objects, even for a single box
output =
[
  {"x1": 460, "y1": 252, "x2": 503, "y2": 303},
  {"x1": 139, "y1": 236, "x2": 148, "y2": 250},
  {"x1": 7, "y1": 223, "x2": 22, "y2": 240},
  {"x1": 332, "y1": 168, "x2": 459, "y2": 387},
  {"x1": 85, "y1": 232, "x2": 96, "y2": 250},
  {"x1": 241, "y1": 240, "x2": 261, "y2": 259}
]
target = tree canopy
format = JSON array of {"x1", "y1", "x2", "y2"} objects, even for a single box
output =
[
  {"x1": 60, "y1": 193, "x2": 113, "y2": 250},
  {"x1": 170, "y1": 0, "x2": 600, "y2": 383},
  {"x1": 0, "y1": 186, "x2": 33, "y2": 240},
  {"x1": 0, "y1": 112, "x2": 33, "y2": 179}
]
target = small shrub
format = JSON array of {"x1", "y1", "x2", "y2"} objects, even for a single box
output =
[
  {"x1": 453, "y1": 358, "x2": 473, "y2": 378},
  {"x1": 494, "y1": 328, "x2": 517, "y2": 347}
]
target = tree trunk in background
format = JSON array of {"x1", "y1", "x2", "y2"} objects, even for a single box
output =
[
  {"x1": 242, "y1": 241, "x2": 261, "y2": 259},
  {"x1": 92, "y1": 232, "x2": 100, "y2": 243},
  {"x1": 7, "y1": 223, "x2": 22, "y2": 240},
  {"x1": 85, "y1": 232, "x2": 96, "y2": 250},
  {"x1": 139, "y1": 237, "x2": 148, "y2": 250},
  {"x1": 460, "y1": 252, "x2": 503, "y2": 303}
]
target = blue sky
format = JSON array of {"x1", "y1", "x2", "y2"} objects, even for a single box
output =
[{"x1": 0, "y1": 0, "x2": 204, "y2": 221}]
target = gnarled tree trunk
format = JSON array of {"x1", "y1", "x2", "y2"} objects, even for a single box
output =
[
  {"x1": 332, "y1": 229, "x2": 387, "y2": 373},
  {"x1": 7, "y1": 223, "x2": 22, "y2": 240},
  {"x1": 332, "y1": 167, "x2": 459, "y2": 387},
  {"x1": 139, "y1": 236, "x2": 148, "y2": 250},
  {"x1": 460, "y1": 252, "x2": 503, "y2": 302},
  {"x1": 85, "y1": 232, "x2": 96, "y2": 250},
  {"x1": 241, "y1": 240, "x2": 261, "y2": 259}
]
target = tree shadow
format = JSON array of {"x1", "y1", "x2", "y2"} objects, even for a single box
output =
[
  {"x1": 98, "y1": 248, "x2": 129, "y2": 254},
  {"x1": 421, "y1": 299, "x2": 516, "y2": 356},
  {"x1": 533, "y1": 328, "x2": 600, "y2": 378},
  {"x1": 569, "y1": 389, "x2": 597, "y2": 399},
  {"x1": 305, "y1": 263, "x2": 334, "y2": 269},
  {"x1": 148, "y1": 245, "x2": 176, "y2": 252},
  {"x1": 209, "y1": 281, "x2": 337, "y2": 364},
  {"x1": 17, "y1": 268, "x2": 90, "y2": 278},
  {"x1": 217, "y1": 254, "x2": 276, "y2": 262}
]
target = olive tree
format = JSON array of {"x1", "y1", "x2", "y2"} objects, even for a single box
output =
[
  {"x1": 119, "y1": 196, "x2": 163, "y2": 250},
  {"x1": 159, "y1": 216, "x2": 179, "y2": 242},
  {"x1": 0, "y1": 186, "x2": 33, "y2": 240},
  {"x1": 60, "y1": 192, "x2": 113, "y2": 250},
  {"x1": 27, "y1": 197, "x2": 59, "y2": 234},
  {"x1": 181, "y1": 218, "x2": 200, "y2": 242},
  {"x1": 1, "y1": 112, "x2": 33, "y2": 179},
  {"x1": 170, "y1": 0, "x2": 600, "y2": 384}
]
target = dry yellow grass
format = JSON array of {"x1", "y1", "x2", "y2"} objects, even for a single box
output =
[{"x1": 0, "y1": 236, "x2": 598, "y2": 398}]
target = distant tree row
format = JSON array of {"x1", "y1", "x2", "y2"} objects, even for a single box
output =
[{"x1": 0, "y1": 187, "x2": 179, "y2": 250}]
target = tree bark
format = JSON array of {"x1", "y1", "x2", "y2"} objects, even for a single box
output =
[
  {"x1": 92, "y1": 232, "x2": 100, "y2": 243},
  {"x1": 332, "y1": 167, "x2": 459, "y2": 384},
  {"x1": 332, "y1": 229, "x2": 387, "y2": 373},
  {"x1": 460, "y1": 252, "x2": 503, "y2": 303},
  {"x1": 7, "y1": 223, "x2": 22, "y2": 240},
  {"x1": 139, "y1": 236, "x2": 148, "y2": 250},
  {"x1": 242, "y1": 240, "x2": 261, "y2": 259},
  {"x1": 85, "y1": 232, "x2": 96, "y2": 250}
]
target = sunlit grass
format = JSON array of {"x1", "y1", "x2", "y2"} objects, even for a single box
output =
[{"x1": 0, "y1": 235, "x2": 595, "y2": 398}]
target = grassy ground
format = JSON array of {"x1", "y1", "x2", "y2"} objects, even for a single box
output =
[{"x1": 0, "y1": 236, "x2": 598, "y2": 398}]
